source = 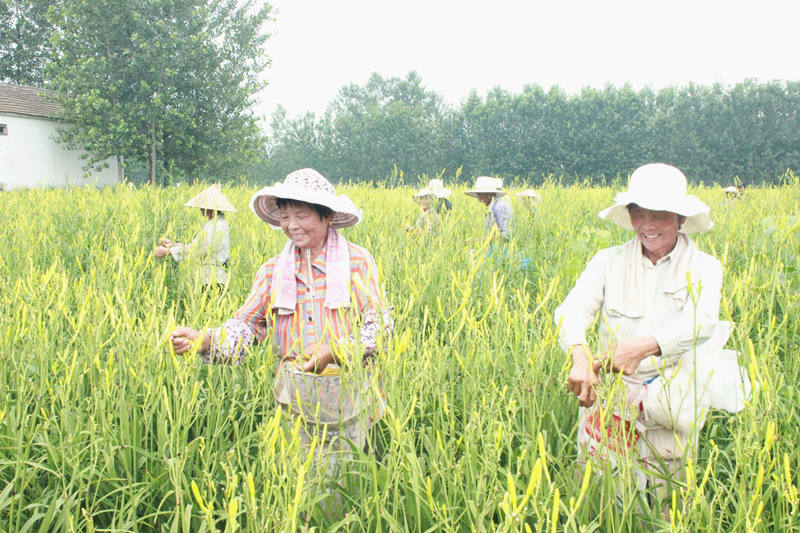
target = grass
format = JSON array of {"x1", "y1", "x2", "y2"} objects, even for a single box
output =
[{"x1": 0, "y1": 176, "x2": 798, "y2": 531}]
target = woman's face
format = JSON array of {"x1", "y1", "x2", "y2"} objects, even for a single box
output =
[
  {"x1": 278, "y1": 203, "x2": 332, "y2": 252},
  {"x1": 416, "y1": 195, "x2": 432, "y2": 210},
  {"x1": 628, "y1": 205, "x2": 685, "y2": 262}
]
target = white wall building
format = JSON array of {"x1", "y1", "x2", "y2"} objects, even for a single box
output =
[{"x1": 0, "y1": 83, "x2": 118, "y2": 190}]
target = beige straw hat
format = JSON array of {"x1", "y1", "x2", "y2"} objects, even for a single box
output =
[
  {"x1": 598, "y1": 163, "x2": 712, "y2": 233},
  {"x1": 250, "y1": 168, "x2": 362, "y2": 228},
  {"x1": 516, "y1": 189, "x2": 542, "y2": 202},
  {"x1": 184, "y1": 184, "x2": 237, "y2": 212},
  {"x1": 465, "y1": 176, "x2": 506, "y2": 197}
]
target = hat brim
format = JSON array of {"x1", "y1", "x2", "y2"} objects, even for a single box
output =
[
  {"x1": 432, "y1": 189, "x2": 451, "y2": 198},
  {"x1": 250, "y1": 183, "x2": 362, "y2": 229},
  {"x1": 465, "y1": 189, "x2": 506, "y2": 198},
  {"x1": 598, "y1": 192, "x2": 712, "y2": 233},
  {"x1": 516, "y1": 192, "x2": 542, "y2": 201},
  {"x1": 184, "y1": 186, "x2": 237, "y2": 212}
]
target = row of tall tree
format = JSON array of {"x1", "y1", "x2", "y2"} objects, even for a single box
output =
[
  {"x1": 264, "y1": 73, "x2": 800, "y2": 185},
  {"x1": 3, "y1": 1, "x2": 799, "y2": 185},
  {"x1": 1, "y1": 0, "x2": 271, "y2": 184}
]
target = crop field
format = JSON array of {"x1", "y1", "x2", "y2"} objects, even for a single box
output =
[{"x1": 0, "y1": 178, "x2": 799, "y2": 531}]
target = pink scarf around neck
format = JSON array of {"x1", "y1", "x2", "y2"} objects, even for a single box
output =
[{"x1": 271, "y1": 226, "x2": 351, "y2": 315}]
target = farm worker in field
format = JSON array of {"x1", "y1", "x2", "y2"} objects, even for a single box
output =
[
  {"x1": 724, "y1": 185, "x2": 739, "y2": 198},
  {"x1": 428, "y1": 178, "x2": 453, "y2": 215},
  {"x1": 516, "y1": 189, "x2": 542, "y2": 212},
  {"x1": 554, "y1": 163, "x2": 751, "y2": 506},
  {"x1": 153, "y1": 184, "x2": 234, "y2": 287},
  {"x1": 405, "y1": 186, "x2": 440, "y2": 233},
  {"x1": 465, "y1": 176, "x2": 513, "y2": 240},
  {"x1": 169, "y1": 168, "x2": 392, "y2": 482}
]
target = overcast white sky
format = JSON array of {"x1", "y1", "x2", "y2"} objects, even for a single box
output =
[{"x1": 255, "y1": 0, "x2": 800, "y2": 120}]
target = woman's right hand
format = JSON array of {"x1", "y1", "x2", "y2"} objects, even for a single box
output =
[
  {"x1": 170, "y1": 326, "x2": 211, "y2": 354},
  {"x1": 567, "y1": 345, "x2": 599, "y2": 407}
]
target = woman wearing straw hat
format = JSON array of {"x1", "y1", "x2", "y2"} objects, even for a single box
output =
[
  {"x1": 516, "y1": 189, "x2": 542, "y2": 212},
  {"x1": 465, "y1": 176, "x2": 513, "y2": 240},
  {"x1": 406, "y1": 186, "x2": 440, "y2": 233},
  {"x1": 554, "y1": 163, "x2": 750, "y2": 506},
  {"x1": 169, "y1": 169, "x2": 392, "y2": 483},
  {"x1": 154, "y1": 184, "x2": 235, "y2": 287}
]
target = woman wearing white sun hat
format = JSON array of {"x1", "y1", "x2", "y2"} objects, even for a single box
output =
[
  {"x1": 554, "y1": 163, "x2": 751, "y2": 503},
  {"x1": 154, "y1": 184, "x2": 235, "y2": 287},
  {"x1": 170, "y1": 169, "x2": 392, "y2": 482},
  {"x1": 465, "y1": 176, "x2": 513, "y2": 240}
]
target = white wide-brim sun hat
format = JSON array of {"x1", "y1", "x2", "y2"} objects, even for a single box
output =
[
  {"x1": 516, "y1": 189, "x2": 542, "y2": 202},
  {"x1": 414, "y1": 187, "x2": 435, "y2": 198},
  {"x1": 250, "y1": 168, "x2": 362, "y2": 229},
  {"x1": 598, "y1": 163, "x2": 712, "y2": 234},
  {"x1": 725, "y1": 186, "x2": 738, "y2": 193},
  {"x1": 465, "y1": 176, "x2": 506, "y2": 198},
  {"x1": 428, "y1": 179, "x2": 452, "y2": 198},
  {"x1": 184, "y1": 184, "x2": 237, "y2": 212}
]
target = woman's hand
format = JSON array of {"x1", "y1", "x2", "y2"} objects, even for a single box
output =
[
  {"x1": 153, "y1": 245, "x2": 170, "y2": 258},
  {"x1": 595, "y1": 336, "x2": 660, "y2": 375},
  {"x1": 170, "y1": 326, "x2": 211, "y2": 354},
  {"x1": 302, "y1": 343, "x2": 337, "y2": 373},
  {"x1": 567, "y1": 345, "x2": 599, "y2": 407}
]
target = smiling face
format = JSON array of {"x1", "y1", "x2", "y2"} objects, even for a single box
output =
[
  {"x1": 277, "y1": 201, "x2": 333, "y2": 253},
  {"x1": 628, "y1": 205, "x2": 686, "y2": 263}
]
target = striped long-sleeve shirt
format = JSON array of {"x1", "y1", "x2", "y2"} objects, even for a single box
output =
[{"x1": 206, "y1": 240, "x2": 392, "y2": 365}]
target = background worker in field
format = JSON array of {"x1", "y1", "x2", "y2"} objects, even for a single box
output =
[
  {"x1": 153, "y1": 184, "x2": 234, "y2": 289},
  {"x1": 554, "y1": 163, "x2": 751, "y2": 509},
  {"x1": 427, "y1": 178, "x2": 452, "y2": 215},
  {"x1": 169, "y1": 169, "x2": 392, "y2": 507},
  {"x1": 516, "y1": 188, "x2": 542, "y2": 214},
  {"x1": 406, "y1": 185, "x2": 440, "y2": 233},
  {"x1": 465, "y1": 176, "x2": 513, "y2": 240}
]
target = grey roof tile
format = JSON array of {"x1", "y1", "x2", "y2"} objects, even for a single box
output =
[{"x1": 0, "y1": 83, "x2": 62, "y2": 119}]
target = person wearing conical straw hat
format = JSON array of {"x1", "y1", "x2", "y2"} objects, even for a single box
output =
[
  {"x1": 154, "y1": 184, "x2": 235, "y2": 287},
  {"x1": 169, "y1": 168, "x2": 392, "y2": 491},
  {"x1": 428, "y1": 178, "x2": 452, "y2": 215},
  {"x1": 406, "y1": 185, "x2": 440, "y2": 233},
  {"x1": 465, "y1": 176, "x2": 513, "y2": 240},
  {"x1": 516, "y1": 189, "x2": 542, "y2": 211},
  {"x1": 554, "y1": 163, "x2": 751, "y2": 509}
]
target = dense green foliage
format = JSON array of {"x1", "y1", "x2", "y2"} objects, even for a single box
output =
[
  {"x1": 45, "y1": 0, "x2": 272, "y2": 184},
  {"x1": 0, "y1": 0, "x2": 56, "y2": 86},
  {"x1": 265, "y1": 73, "x2": 800, "y2": 185},
  {"x1": 1, "y1": 180, "x2": 798, "y2": 530}
]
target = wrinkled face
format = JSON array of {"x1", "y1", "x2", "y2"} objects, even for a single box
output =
[
  {"x1": 628, "y1": 205, "x2": 685, "y2": 262},
  {"x1": 278, "y1": 203, "x2": 333, "y2": 251},
  {"x1": 416, "y1": 195, "x2": 432, "y2": 210}
]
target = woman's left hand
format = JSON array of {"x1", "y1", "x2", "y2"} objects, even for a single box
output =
[
  {"x1": 303, "y1": 343, "x2": 336, "y2": 373},
  {"x1": 595, "y1": 336, "x2": 660, "y2": 375},
  {"x1": 153, "y1": 245, "x2": 170, "y2": 258}
]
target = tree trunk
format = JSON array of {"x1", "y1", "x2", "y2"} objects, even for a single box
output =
[
  {"x1": 149, "y1": 142, "x2": 156, "y2": 185},
  {"x1": 116, "y1": 154, "x2": 124, "y2": 183}
]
